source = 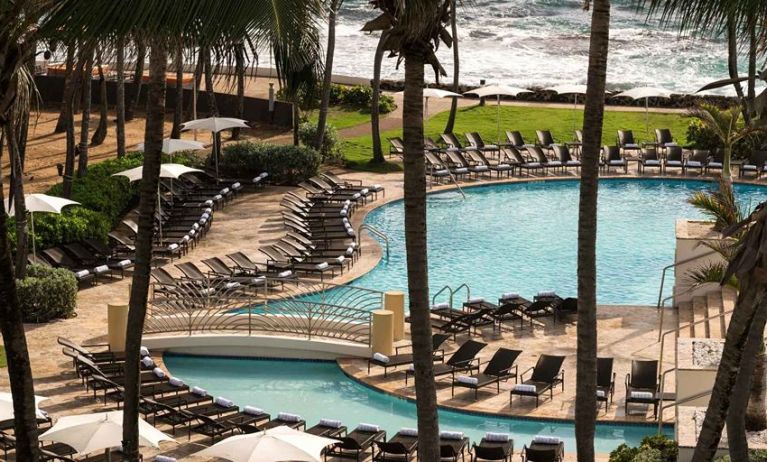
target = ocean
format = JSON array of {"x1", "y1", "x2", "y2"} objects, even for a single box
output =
[{"x1": 328, "y1": 0, "x2": 750, "y2": 95}]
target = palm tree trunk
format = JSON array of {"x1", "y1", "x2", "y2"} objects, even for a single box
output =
[
  {"x1": 62, "y1": 80, "x2": 76, "y2": 197},
  {"x1": 315, "y1": 0, "x2": 340, "y2": 150},
  {"x1": 747, "y1": 343, "x2": 767, "y2": 431},
  {"x1": 0, "y1": 124, "x2": 40, "y2": 462},
  {"x1": 54, "y1": 45, "x2": 75, "y2": 134},
  {"x1": 575, "y1": 1, "x2": 610, "y2": 461},
  {"x1": 746, "y1": 15, "x2": 756, "y2": 119},
  {"x1": 402, "y1": 50, "x2": 440, "y2": 462},
  {"x1": 726, "y1": 306, "x2": 767, "y2": 461},
  {"x1": 726, "y1": 15, "x2": 749, "y2": 124},
  {"x1": 8, "y1": 117, "x2": 29, "y2": 278},
  {"x1": 723, "y1": 145, "x2": 733, "y2": 183},
  {"x1": 444, "y1": 0, "x2": 459, "y2": 134},
  {"x1": 77, "y1": 48, "x2": 93, "y2": 177},
  {"x1": 370, "y1": 31, "x2": 388, "y2": 164},
  {"x1": 126, "y1": 38, "x2": 146, "y2": 122},
  {"x1": 116, "y1": 37, "x2": 127, "y2": 158},
  {"x1": 171, "y1": 40, "x2": 184, "y2": 139},
  {"x1": 203, "y1": 47, "x2": 218, "y2": 116},
  {"x1": 693, "y1": 287, "x2": 767, "y2": 461},
  {"x1": 232, "y1": 43, "x2": 246, "y2": 141},
  {"x1": 90, "y1": 57, "x2": 108, "y2": 146},
  {"x1": 121, "y1": 42, "x2": 167, "y2": 462}
]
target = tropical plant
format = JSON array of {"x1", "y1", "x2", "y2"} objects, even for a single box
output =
[
  {"x1": 16, "y1": 265, "x2": 78, "y2": 323},
  {"x1": 299, "y1": 121, "x2": 343, "y2": 164},
  {"x1": 315, "y1": 0, "x2": 343, "y2": 150},
  {"x1": 609, "y1": 435, "x2": 678, "y2": 462},
  {"x1": 443, "y1": 0, "x2": 459, "y2": 134},
  {"x1": 576, "y1": 0, "x2": 611, "y2": 460},
  {"x1": 220, "y1": 141, "x2": 321, "y2": 184},
  {"x1": 689, "y1": 180, "x2": 743, "y2": 232}
]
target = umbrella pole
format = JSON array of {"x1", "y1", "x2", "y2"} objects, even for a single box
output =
[
  {"x1": 214, "y1": 131, "x2": 220, "y2": 184},
  {"x1": 157, "y1": 185, "x2": 163, "y2": 244},
  {"x1": 30, "y1": 212, "x2": 36, "y2": 258},
  {"x1": 645, "y1": 97, "x2": 650, "y2": 140},
  {"x1": 496, "y1": 94, "x2": 501, "y2": 144},
  {"x1": 105, "y1": 448, "x2": 111, "y2": 462},
  {"x1": 424, "y1": 97, "x2": 429, "y2": 121},
  {"x1": 192, "y1": 75, "x2": 198, "y2": 141}
]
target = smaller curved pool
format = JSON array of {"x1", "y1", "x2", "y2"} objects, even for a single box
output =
[{"x1": 164, "y1": 354, "x2": 672, "y2": 454}]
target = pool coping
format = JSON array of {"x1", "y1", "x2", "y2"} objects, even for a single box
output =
[{"x1": 161, "y1": 351, "x2": 673, "y2": 430}]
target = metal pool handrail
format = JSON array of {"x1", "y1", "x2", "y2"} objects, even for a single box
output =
[
  {"x1": 655, "y1": 250, "x2": 718, "y2": 311},
  {"x1": 359, "y1": 224, "x2": 390, "y2": 260},
  {"x1": 146, "y1": 277, "x2": 381, "y2": 346}
]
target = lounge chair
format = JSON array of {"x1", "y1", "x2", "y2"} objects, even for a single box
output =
[
  {"x1": 505, "y1": 146, "x2": 544, "y2": 175},
  {"x1": 404, "y1": 340, "x2": 487, "y2": 385},
  {"x1": 686, "y1": 149, "x2": 709, "y2": 175},
  {"x1": 441, "y1": 133, "x2": 468, "y2": 151},
  {"x1": 451, "y1": 348, "x2": 522, "y2": 399},
  {"x1": 552, "y1": 145, "x2": 580, "y2": 172},
  {"x1": 601, "y1": 146, "x2": 627, "y2": 173},
  {"x1": 739, "y1": 150, "x2": 767, "y2": 178},
  {"x1": 625, "y1": 359, "x2": 660, "y2": 417},
  {"x1": 515, "y1": 292, "x2": 561, "y2": 326},
  {"x1": 527, "y1": 146, "x2": 562, "y2": 175},
  {"x1": 40, "y1": 247, "x2": 97, "y2": 285},
  {"x1": 325, "y1": 423, "x2": 387, "y2": 462},
  {"x1": 520, "y1": 437, "x2": 564, "y2": 462},
  {"x1": 472, "y1": 433, "x2": 513, "y2": 462},
  {"x1": 617, "y1": 130, "x2": 641, "y2": 158},
  {"x1": 57, "y1": 337, "x2": 124, "y2": 364},
  {"x1": 664, "y1": 146, "x2": 685, "y2": 174},
  {"x1": 389, "y1": 137, "x2": 405, "y2": 157},
  {"x1": 467, "y1": 150, "x2": 514, "y2": 178},
  {"x1": 510, "y1": 354, "x2": 566, "y2": 407},
  {"x1": 368, "y1": 333, "x2": 450, "y2": 376},
  {"x1": 63, "y1": 242, "x2": 134, "y2": 279},
  {"x1": 553, "y1": 297, "x2": 577, "y2": 323},
  {"x1": 425, "y1": 151, "x2": 453, "y2": 182},
  {"x1": 259, "y1": 412, "x2": 306, "y2": 430},
  {"x1": 431, "y1": 309, "x2": 494, "y2": 339},
  {"x1": 596, "y1": 357, "x2": 615, "y2": 412},
  {"x1": 446, "y1": 150, "x2": 490, "y2": 179},
  {"x1": 466, "y1": 132, "x2": 500, "y2": 158},
  {"x1": 505, "y1": 131, "x2": 531, "y2": 151},
  {"x1": 439, "y1": 431, "x2": 470, "y2": 462},
  {"x1": 321, "y1": 172, "x2": 384, "y2": 199},
  {"x1": 655, "y1": 128, "x2": 678, "y2": 154},
  {"x1": 705, "y1": 148, "x2": 724, "y2": 175},
  {"x1": 191, "y1": 413, "x2": 241, "y2": 443},
  {"x1": 200, "y1": 257, "x2": 273, "y2": 288},
  {"x1": 535, "y1": 130, "x2": 556, "y2": 152},
  {"x1": 570, "y1": 130, "x2": 583, "y2": 158},
  {"x1": 638, "y1": 148, "x2": 662, "y2": 174},
  {"x1": 306, "y1": 418, "x2": 347, "y2": 438},
  {"x1": 373, "y1": 429, "x2": 419, "y2": 462}
]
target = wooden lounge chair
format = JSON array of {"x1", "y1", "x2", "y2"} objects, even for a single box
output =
[
  {"x1": 325, "y1": 424, "x2": 387, "y2": 462},
  {"x1": 638, "y1": 148, "x2": 662, "y2": 174},
  {"x1": 41, "y1": 247, "x2": 97, "y2": 285},
  {"x1": 439, "y1": 432, "x2": 470, "y2": 462},
  {"x1": 373, "y1": 430, "x2": 419, "y2": 462},
  {"x1": 596, "y1": 357, "x2": 616, "y2": 412},
  {"x1": 526, "y1": 146, "x2": 562, "y2": 175},
  {"x1": 552, "y1": 145, "x2": 581, "y2": 172},
  {"x1": 505, "y1": 146, "x2": 544, "y2": 175},
  {"x1": 553, "y1": 297, "x2": 577, "y2": 323},
  {"x1": 472, "y1": 433, "x2": 514, "y2": 462},
  {"x1": 535, "y1": 130, "x2": 556, "y2": 153},
  {"x1": 467, "y1": 150, "x2": 514, "y2": 178},
  {"x1": 510, "y1": 355, "x2": 566, "y2": 407},
  {"x1": 451, "y1": 348, "x2": 522, "y2": 398},
  {"x1": 306, "y1": 419, "x2": 347, "y2": 438},
  {"x1": 505, "y1": 130, "x2": 531, "y2": 151},
  {"x1": 521, "y1": 438, "x2": 564, "y2": 462},
  {"x1": 466, "y1": 132, "x2": 501, "y2": 158},
  {"x1": 389, "y1": 137, "x2": 405, "y2": 157},
  {"x1": 259, "y1": 412, "x2": 306, "y2": 430},
  {"x1": 431, "y1": 309, "x2": 494, "y2": 339},
  {"x1": 405, "y1": 340, "x2": 487, "y2": 385},
  {"x1": 321, "y1": 172, "x2": 385, "y2": 199},
  {"x1": 625, "y1": 359, "x2": 660, "y2": 417},
  {"x1": 368, "y1": 333, "x2": 450, "y2": 376}
]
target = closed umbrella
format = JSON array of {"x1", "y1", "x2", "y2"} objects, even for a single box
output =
[
  {"x1": 614, "y1": 86, "x2": 674, "y2": 137},
  {"x1": 112, "y1": 163, "x2": 204, "y2": 242},
  {"x1": 40, "y1": 411, "x2": 173, "y2": 461},
  {"x1": 0, "y1": 391, "x2": 48, "y2": 421},
  {"x1": 181, "y1": 117, "x2": 249, "y2": 180},
  {"x1": 194, "y1": 425, "x2": 339, "y2": 462},
  {"x1": 3, "y1": 194, "x2": 80, "y2": 258},
  {"x1": 464, "y1": 84, "x2": 532, "y2": 142}
]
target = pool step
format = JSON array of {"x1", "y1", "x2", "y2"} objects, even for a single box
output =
[
  {"x1": 706, "y1": 291, "x2": 725, "y2": 339},
  {"x1": 677, "y1": 301, "x2": 694, "y2": 338},
  {"x1": 692, "y1": 296, "x2": 709, "y2": 338}
]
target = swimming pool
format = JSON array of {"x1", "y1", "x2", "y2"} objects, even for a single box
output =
[
  {"x1": 356, "y1": 179, "x2": 767, "y2": 306},
  {"x1": 164, "y1": 354, "x2": 672, "y2": 453}
]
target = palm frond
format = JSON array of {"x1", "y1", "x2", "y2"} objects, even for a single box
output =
[
  {"x1": 688, "y1": 178, "x2": 744, "y2": 231},
  {"x1": 685, "y1": 261, "x2": 739, "y2": 289}
]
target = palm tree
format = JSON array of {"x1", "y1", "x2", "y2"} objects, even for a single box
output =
[
  {"x1": 125, "y1": 38, "x2": 145, "y2": 122},
  {"x1": 689, "y1": 103, "x2": 756, "y2": 182},
  {"x1": 54, "y1": 44, "x2": 75, "y2": 134},
  {"x1": 115, "y1": 37, "x2": 127, "y2": 157},
  {"x1": 443, "y1": 0, "x2": 459, "y2": 135},
  {"x1": 364, "y1": 2, "x2": 452, "y2": 460},
  {"x1": 90, "y1": 54, "x2": 109, "y2": 146},
  {"x1": 203, "y1": 46, "x2": 218, "y2": 116},
  {"x1": 369, "y1": 30, "x2": 389, "y2": 164},
  {"x1": 170, "y1": 39, "x2": 184, "y2": 140},
  {"x1": 576, "y1": 1, "x2": 611, "y2": 460},
  {"x1": 232, "y1": 42, "x2": 247, "y2": 141},
  {"x1": 315, "y1": 0, "x2": 343, "y2": 149},
  {"x1": 77, "y1": 46, "x2": 93, "y2": 177}
]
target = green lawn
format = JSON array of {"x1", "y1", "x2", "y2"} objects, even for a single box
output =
[
  {"x1": 0, "y1": 346, "x2": 6, "y2": 368},
  {"x1": 307, "y1": 107, "x2": 371, "y2": 131},
  {"x1": 342, "y1": 105, "x2": 692, "y2": 172}
]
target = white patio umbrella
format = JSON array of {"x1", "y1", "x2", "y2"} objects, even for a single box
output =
[
  {"x1": 3, "y1": 194, "x2": 80, "y2": 258},
  {"x1": 40, "y1": 411, "x2": 173, "y2": 461},
  {"x1": 464, "y1": 84, "x2": 532, "y2": 142},
  {"x1": 194, "y1": 425, "x2": 339, "y2": 462},
  {"x1": 112, "y1": 163, "x2": 204, "y2": 242},
  {"x1": 614, "y1": 86, "x2": 674, "y2": 137},
  {"x1": 180, "y1": 117, "x2": 249, "y2": 180},
  {"x1": 135, "y1": 138, "x2": 206, "y2": 155},
  {"x1": 546, "y1": 84, "x2": 589, "y2": 131},
  {"x1": 0, "y1": 391, "x2": 49, "y2": 421}
]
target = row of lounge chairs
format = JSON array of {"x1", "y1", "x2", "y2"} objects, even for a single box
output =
[{"x1": 27, "y1": 239, "x2": 135, "y2": 287}]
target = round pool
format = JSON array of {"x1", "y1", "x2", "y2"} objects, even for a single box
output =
[
  {"x1": 164, "y1": 354, "x2": 672, "y2": 453},
  {"x1": 356, "y1": 179, "x2": 767, "y2": 306}
]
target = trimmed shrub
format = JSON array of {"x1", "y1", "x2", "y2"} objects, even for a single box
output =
[
  {"x1": 219, "y1": 142, "x2": 320, "y2": 185},
  {"x1": 298, "y1": 121, "x2": 344, "y2": 165},
  {"x1": 16, "y1": 264, "x2": 78, "y2": 322},
  {"x1": 609, "y1": 435, "x2": 677, "y2": 462},
  {"x1": 716, "y1": 450, "x2": 767, "y2": 462},
  {"x1": 282, "y1": 83, "x2": 396, "y2": 114},
  {"x1": 686, "y1": 119, "x2": 767, "y2": 159}
]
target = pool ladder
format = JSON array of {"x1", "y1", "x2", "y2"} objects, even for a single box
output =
[
  {"x1": 358, "y1": 224, "x2": 390, "y2": 260},
  {"x1": 432, "y1": 283, "x2": 472, "y2": 308}
]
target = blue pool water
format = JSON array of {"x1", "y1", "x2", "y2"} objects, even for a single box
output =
[
  {"x1": 356, "y1": 179, "x2": 767, "y2": 306},
  {"x1": 164, "y1": 355, "x2": 672, "y2": 453}
]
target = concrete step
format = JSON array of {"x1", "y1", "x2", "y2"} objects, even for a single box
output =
[
  {"x1": 722, "y1": 286, "x2": 738, "y2": 334},
  {"x1": 692, "y1": 296, "x2": 708, "y2": 338},
  {"x1": 706, "y1": 291, "x2": 725, "y2": 339},
  {"x1": 678, "y1": 301, "x2": 694, "y2": 338}
]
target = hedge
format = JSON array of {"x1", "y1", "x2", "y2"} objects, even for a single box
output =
[
  {"x1": 16, "y1": 264, "x2": 78, "y2": 322},
  {"x1": 686, "y1": 118, "x2": 767, "y2": 159},
  {"x1": 219, "y1": 142, "x2": 320, "y2": 185}
]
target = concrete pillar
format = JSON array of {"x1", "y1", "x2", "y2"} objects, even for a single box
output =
[
  {"x1": 384, "y1": 291, "x2": 405, "y2": 341},
  {"x1": 371, "y1": 309, "x2": 394, "y2": 355},
  {"x1": 108, "y1": 303, "x2": 129, "y2": 353}
]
